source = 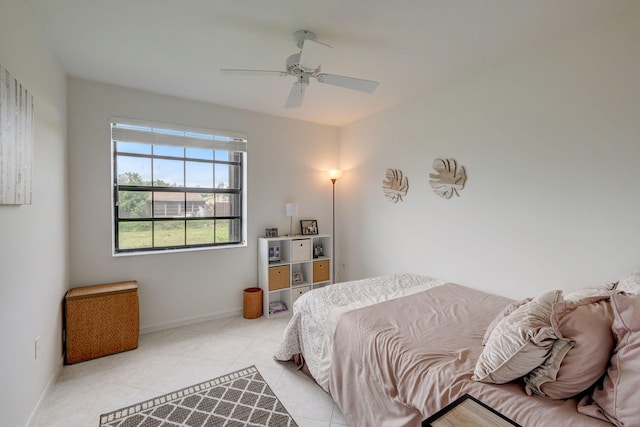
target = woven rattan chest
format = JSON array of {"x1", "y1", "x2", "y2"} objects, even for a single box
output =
[{"x1": 64, "y1": 281, "x2": 139, "y2": 364}]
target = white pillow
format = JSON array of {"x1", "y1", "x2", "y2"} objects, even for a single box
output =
[
  {"x1": 564, "y1": 282, "x2": 616, "y2": 302},
  {"x1": 482, "y1": 298, "x2": 532, "y2": 346},
  {"x1": 617, "y1": 267, "x2": 640, "y2": 294},
  {"x1": 473, "y1": 290, "x2": 562, "y2": 384}
]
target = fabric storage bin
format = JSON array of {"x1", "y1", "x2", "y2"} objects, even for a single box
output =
[
  {"x1": 313, "y1": 260, "x2": 330, "y2": 282},
  {"x1": 268, "y1": 265, "x2": 290, "y2": 291},
  {"x1": 292, "y1": 285, "x2": 311, "y2": 306},
  {"x1": 65, "y1": 281, "x2": 139, "y2": 364},
  {"x1": 291, "y1": 239, "x2": 311, "y2": 262}
]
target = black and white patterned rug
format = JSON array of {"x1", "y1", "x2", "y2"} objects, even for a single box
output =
[{"x1": 99, "y1": 366, "x2": 297, "y2": 427}]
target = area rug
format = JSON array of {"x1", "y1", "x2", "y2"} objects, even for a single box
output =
[{"x1": 99, "y1": 366, "x2": 298, "y2": 427}]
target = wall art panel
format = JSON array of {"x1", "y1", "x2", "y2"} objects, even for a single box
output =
[{"x1": 0, "y1": 65, "x2": 34, "y2": 205}]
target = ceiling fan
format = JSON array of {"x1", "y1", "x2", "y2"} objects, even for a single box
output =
[{"x1": 221, "y1": 30, "x2": 380, "y2": 108}]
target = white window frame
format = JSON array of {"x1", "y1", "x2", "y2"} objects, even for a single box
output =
[{"x1": 110, "y1": 117, "x2": 247, "y2": 256}]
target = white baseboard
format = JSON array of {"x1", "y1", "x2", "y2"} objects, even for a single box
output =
[
  {"x1": 139, "y1": 308, "x2": 243, "y2": 335},
  {"x1": 25, "y1": 310, "x2": 243, "y2": 425},
  {"x1": 25, "y1": 354, "x2": 65, "y2": 427}
]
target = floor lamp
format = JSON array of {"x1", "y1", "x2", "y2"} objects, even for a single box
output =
[{"x1": 327, "y1": 169, "x2": 342, "y2": 283}]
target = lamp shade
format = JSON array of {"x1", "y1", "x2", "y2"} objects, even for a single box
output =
[
  {"x1": 285, "y1": 202, "x2": 298, "y2": 217},
  {"x1": 327, "y1": 169, "x2": 342, "y2": 181}
]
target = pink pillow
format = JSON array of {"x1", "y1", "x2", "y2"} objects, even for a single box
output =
[
  {"x1": 473, "y1": 290, "x2": 561, "y2": 384},
  {"x1": 589, "y1": 292, "x2": 640, "y2": 426},
  {"x1": 531, "y1": 296, "x2": 614, "y2": 399}
]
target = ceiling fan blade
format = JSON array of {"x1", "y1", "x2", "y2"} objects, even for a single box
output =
[
  {"x1": 299, "y1": 39, "x2": 333, "y2": 71},
  {"x1": 220, "y1": 69, "x2": 287, "y2": 77},
  {"x1": 316, "y1": 73, "x2": 379, "y2": 93},
  {"x1": 285, "y1": 82, "x2": 307, "y2": 108}
]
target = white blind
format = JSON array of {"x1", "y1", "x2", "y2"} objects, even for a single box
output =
[{"x1": 111, "y1": 117, "x2": 247, "y2": 152}]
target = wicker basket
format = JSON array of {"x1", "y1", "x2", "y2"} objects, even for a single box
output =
[
  {"x1": 243, "y1": 287, "x2": 263, "y2": 319},
  {"x1": 65, "y1": 281, "x2": 139, "y2": 364}
]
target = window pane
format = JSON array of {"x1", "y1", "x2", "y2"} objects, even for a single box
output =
[
  {"x1": 185, "y1": 192, "x2": 207, "y2": 217},
  {"x1": 230, "y1": 218, "x2": 241, "y2": 242},
  {"x1": 118, "y1": 222, "x2": 152, "y2": 249},
  {"x1": 215, "y1": 163, "x2": 241, "y2": 190},
  {"x1": 152, "y1": 191, "x2": 185, "y2": 218},
  {"x1": 186, "y1": 147, "x2": 214, "y2": 160},
  {"x1": 215, "y1": 218, "x2": 241, "y2": 243},
  {"x1": 187, "y1": 220, "x2": 215, "y2": 245},
  {"x1": 215, "y1": 150, "x2": 229, "y2": 161},
  {"x1": 117, "y1": 156, "x2": 151, "y2": 185},
  {"x1": 118, "y1": 190, "x2": 151, "y2": 218},
  {"x1": 186, "y1": 161, "x2": 213, "y2": 188},
  {"x1": 208, "y1": 194, "x2": 227, "y2": 217},
  {"x1": 153, "y1": 159, "x2": 184, "y2": 186},
  {"x1": 153, "y1": 144, "x2": 184, "y2": 157},
  {"x1": 154, "y1": 221, "x2": 185, "y2": 247},
  {"x1": 116, "y1": 141, "x2": 151, "y2": 155},
  {"x1": 200, "y1": 193, "x2": 214, "y2": 215},
  {"x1": 215, "y1": 164, "x2": 229, "y2": 188},
  {"x1": 229, "y1": 164, "x2": 241, "y2": 189},
  {"x1": 227, "y1": 193, "x2": 241, "y2": 216},
  {"x1": 215, "y1": 219, "x2": 230, "y2": 243}
]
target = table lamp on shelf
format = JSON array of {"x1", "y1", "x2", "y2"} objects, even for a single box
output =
[{"x1": 285, "y1": 202, "x2": 298, "y2": 236}]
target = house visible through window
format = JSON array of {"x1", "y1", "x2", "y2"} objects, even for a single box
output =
[{"x1": 111, "y1": 118, "x2": 247, "y2": 254}]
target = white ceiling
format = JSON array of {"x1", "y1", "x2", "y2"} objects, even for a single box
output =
[{"x1": 26, "y1": 0, "x2": 637, "y2": 126}]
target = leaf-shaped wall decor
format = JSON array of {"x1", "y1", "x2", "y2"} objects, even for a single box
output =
[
  {"x1": 382, "y1": 168, "x2": 409, "y2": 203},
  {"x1": 429, "y1": 158, "x2": 467, "y2": 199}
]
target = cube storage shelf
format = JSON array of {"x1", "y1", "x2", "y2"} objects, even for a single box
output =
[{"x1": 258, "y1": 234, "x2": 332, "y2": 317}]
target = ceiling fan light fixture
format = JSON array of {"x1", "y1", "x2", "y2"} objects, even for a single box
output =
[
  {"x1": 285, "y1": 80, "x2": 307, "y2": 108},
  {"x1": 221, "y1": 29, "x2": 380, "y2": 108},
  {"x1": 293, "y1": 29, "x2": 316, "y2": 49}
]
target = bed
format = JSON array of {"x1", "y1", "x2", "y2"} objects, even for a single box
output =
[{"x1": 274, "y1": 273, "x2": 622, "y2": 427}]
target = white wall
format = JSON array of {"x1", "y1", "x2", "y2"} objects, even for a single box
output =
[
  {"x1": 0, "y1": 1, "x2": 68, "y2": 426},
  {"x1": 67, "y1": 78, "x2": 338, "y2": 331},
  {"x1": 338, "y1": 9, "x2": 640, "y2": 299}
]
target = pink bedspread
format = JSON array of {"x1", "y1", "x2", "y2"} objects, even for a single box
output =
[{"x1": 328, "y1": 283, "x2": 612, "y2": 427}]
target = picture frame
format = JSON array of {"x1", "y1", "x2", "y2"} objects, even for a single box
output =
[
  {"x1": 292, "y1": 271, "x2": 304, "y2": 285},
  {"x1": 268, "y1": 245, "x2": 280, "y2": 262},
  {"x1": 300, "y1": 219, "x2": 318, "y2": 235},
  {"x1": 265, "y1": 227, "x2": 279, "y2": 237}
]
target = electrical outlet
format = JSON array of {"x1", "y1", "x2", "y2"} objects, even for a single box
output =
[{"x1": 34, "y1": 336, "x2": 40, "y2": 360}]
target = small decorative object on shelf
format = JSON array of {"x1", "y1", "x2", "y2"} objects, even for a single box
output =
[
  {"x1": 265, "y1": 227, "x2": 279, "y2": 237},
  {"x1": 292, "y1": 271, "x2": 304, "y2": 285},
  {"x1": 285, "y1": 203, "x2": 298, "y2": 236},
  {"x1": 268, "y1": 300, "x2": 288, "y2": 315},
  {"x1": 268, "y1": 245, "x2": 281, "y2": 262},
  {"x1": 313, "y1": 244, "x2": 323, "y2": 258},
  {"x1": 300, "y1": 219, "x2": 318, "y2": 235}
]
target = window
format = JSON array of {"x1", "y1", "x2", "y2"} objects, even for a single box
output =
[{"x1": 111, "y1": 118, "x2": 247, "y2": 255}]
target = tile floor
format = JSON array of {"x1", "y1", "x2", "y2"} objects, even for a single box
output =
[{"x1": 33, "y1": 314, "x2": 350, "y2": 427}]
